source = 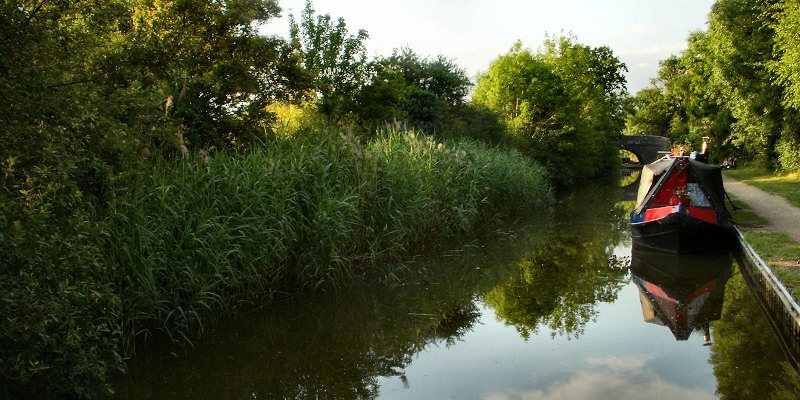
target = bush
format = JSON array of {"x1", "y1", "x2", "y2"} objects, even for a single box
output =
[{"x1": 777, "y1": 136, "x2": 800, "y2": 173}]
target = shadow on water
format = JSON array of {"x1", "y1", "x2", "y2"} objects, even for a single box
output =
[{"x1": 116, "y1": 184, "x2": 800, "y2": 399}]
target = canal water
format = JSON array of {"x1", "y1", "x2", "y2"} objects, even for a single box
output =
[{"x1": 116, "y1": 186, "x2": 800, "y2": 399}]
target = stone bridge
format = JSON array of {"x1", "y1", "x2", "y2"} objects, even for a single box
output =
[{"x1": 618, "y1": 135, "x2": 671, "y2": 164}]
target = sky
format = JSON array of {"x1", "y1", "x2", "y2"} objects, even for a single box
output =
[{"x1": 260, "y1": 0, "x2": 716, "y2": 94}]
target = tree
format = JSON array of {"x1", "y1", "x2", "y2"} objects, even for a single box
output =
[
  {"x1": 474, "y1": 39, "x2": 629, "y2": 185},
  {"x1": 289, "y1": 0, "x2": 370, "y2": 125},
  {"x1": 771, "y1": 0, "x2": 800, "y2": 171},
  {"x1": 356, "y1": 48, "x2": 472, "y2": 133},
  {"x1": 706, "y1": 0, "x2": 783, "y2": 167},
  {"x1": 541, "y1": 36, "x2": 629, "y2": 175},
  {"x1": 624, "y1": 88, "x2": 672, "y2": 137}
]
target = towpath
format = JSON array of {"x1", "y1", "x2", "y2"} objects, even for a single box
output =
[{"x1": 722, "y1": 175, "x2": 800, "y2": 241}]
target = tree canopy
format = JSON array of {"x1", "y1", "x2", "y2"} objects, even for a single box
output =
[
  {"x1": 474, "y1": 38, "x2": 628, "y2": 185},
  {"x1": 624, "y1": 0, "x2": 800, "y2": 171}
]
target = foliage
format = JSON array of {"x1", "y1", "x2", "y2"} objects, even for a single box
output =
[
  {"x1": 706, "y1": 0, "x2": 783, "y2": 167},
  {"x1": 772, "y1": 0, "x2": 800, "y2": 109},
  {"x1": 356, "y1": 48, "x2": 473, "y2": 135},
  {"x1": 776, "y1": 135, "x2": 800, "y2": 172},
  {"x1": 474, "y1": 38, "x2": 628, "y2": 185},
  {"x1": 541, "y1": 36, "x2": 628, "y2": 175},
  {"x1": 289, "y1": 0, "x2": 370, "y2": 125},
  {"x1": 623, "y1": 88, "x2": 671, "y2": 137}
]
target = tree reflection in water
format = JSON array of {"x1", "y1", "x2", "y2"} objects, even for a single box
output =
[
  {"x1": 710, "y1": 271, "x2": 800, "y2": 400},
  {"x1": 485, "y1": 186, "x2": 631, "y2": 339}
]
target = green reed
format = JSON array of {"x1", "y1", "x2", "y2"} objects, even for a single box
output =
[{"x1": 104, "y1": 128, "x2": 552, "y2": 348}]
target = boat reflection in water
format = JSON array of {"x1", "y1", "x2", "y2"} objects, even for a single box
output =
[{"x1": 630, "y1": 245, "x2": 732, "y2": 344}]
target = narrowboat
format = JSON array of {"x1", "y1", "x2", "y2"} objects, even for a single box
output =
[{"x1": 629, "y1": 153, "x2": 735, "y2": 253}]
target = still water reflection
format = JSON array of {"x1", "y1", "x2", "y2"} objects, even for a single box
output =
[
  {"x1": 116, "y1": 187, "x2": 800, "y2": 399},
  {"x1": 630, "y1": 248, "x2": 732, "y2": 343}
]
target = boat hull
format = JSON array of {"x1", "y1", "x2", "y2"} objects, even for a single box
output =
[{"x1": 630, "y1": 211, "x2": 735, "y2": 254}]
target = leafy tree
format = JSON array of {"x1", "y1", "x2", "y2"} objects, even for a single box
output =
[
  {"x1": 772, "y1": 0, "x2": 800, "y2": 171},
  {"x1": 289, "y1": 0, "x2": 370, "y2": 125},
  {"x1": 706, "y1": 0, "x2": 783, "y2": 167},
  {"x1": 474, "y1": 39, "x2": 629, "y2": 185},
  {"x1": 541, "y1": 36, "x2": 628, "y2": 175},
  {"x1": 624, "y1": 88, "x2": 672, "y2": 137},
  {"x1": 773, "y1": 1, "x2": 800, "y2": 109},
  {"x1": 356, "y1": 48, "x2": 472, "y2": 134}
]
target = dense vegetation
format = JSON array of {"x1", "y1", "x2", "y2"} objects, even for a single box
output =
[
  {"x1": 0, "y1": 0, "x2": 628, "y2": 397},
  {"x1": 474, "y1": 38, "x2": 628, "y2": 185},
  {"x1": 623, "y1": 0, "x2": 800, "y2": 171}
]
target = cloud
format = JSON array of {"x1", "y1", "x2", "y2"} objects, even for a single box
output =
[
  {"x1": 585, "y1": 354, "x2": 656, "y2": 371},
  {"x1": 482, "y1": 355, "x2": 713, "y2": 400},
  {"x1": 618, "y1": 44, "x2": 687, "y2": 57}
]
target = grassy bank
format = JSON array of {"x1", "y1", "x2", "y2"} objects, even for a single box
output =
[
  {"x1": 742, "y1": 232, "x2": 800, "y2": 298},
  {"x1": 727, "y1": 192, "x2": 800, "y2": 299},
  {"x1": 1, "y1": 128, "x2": 553, "y2": 398},
  {"x1": 725, "y1": 168, "x2": 800, "y2": 208}
]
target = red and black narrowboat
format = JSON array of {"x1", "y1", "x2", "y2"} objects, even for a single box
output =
[{"x1": 630, "y1": 155, "x2": 735, "y2": 253}]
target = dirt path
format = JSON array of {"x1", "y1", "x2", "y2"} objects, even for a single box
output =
[{"x1": 723, "y1": 175, "x2": 800, "y2": 241}]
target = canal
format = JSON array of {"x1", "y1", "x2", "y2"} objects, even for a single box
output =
[{"x1": 116, "y1": 185, "x2": 800, "y2": 399}]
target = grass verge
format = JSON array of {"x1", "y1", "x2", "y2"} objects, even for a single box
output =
[
  {"x1": 725, "y1": 174, "x2": 800, "y2": 299},
  {"x1": 724, "y1": 167, "x2": 800, "y2": 208},
  {"x1": 727, "y1": 195, "x2": 768, "y2": 228},
  {"x1": 741, "y1": 231, "x2": 800, "y2": 298}
]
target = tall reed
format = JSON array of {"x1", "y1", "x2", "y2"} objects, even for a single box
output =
[{"x1": 104, "y1": 127, "x2": 552, "y2": 348}]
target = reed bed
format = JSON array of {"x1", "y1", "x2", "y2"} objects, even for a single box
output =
[{"x1": 105, "y1": 128, "x2": 552, "y2": 345}]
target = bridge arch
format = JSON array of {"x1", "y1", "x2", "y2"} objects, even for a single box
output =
[{"x1": 618, "y1": 135, "x2": 671, "y2": 165}]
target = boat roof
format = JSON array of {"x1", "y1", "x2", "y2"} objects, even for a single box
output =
[{"x1": 633, "y1": 156, "x2": 731, "y2": 222}]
